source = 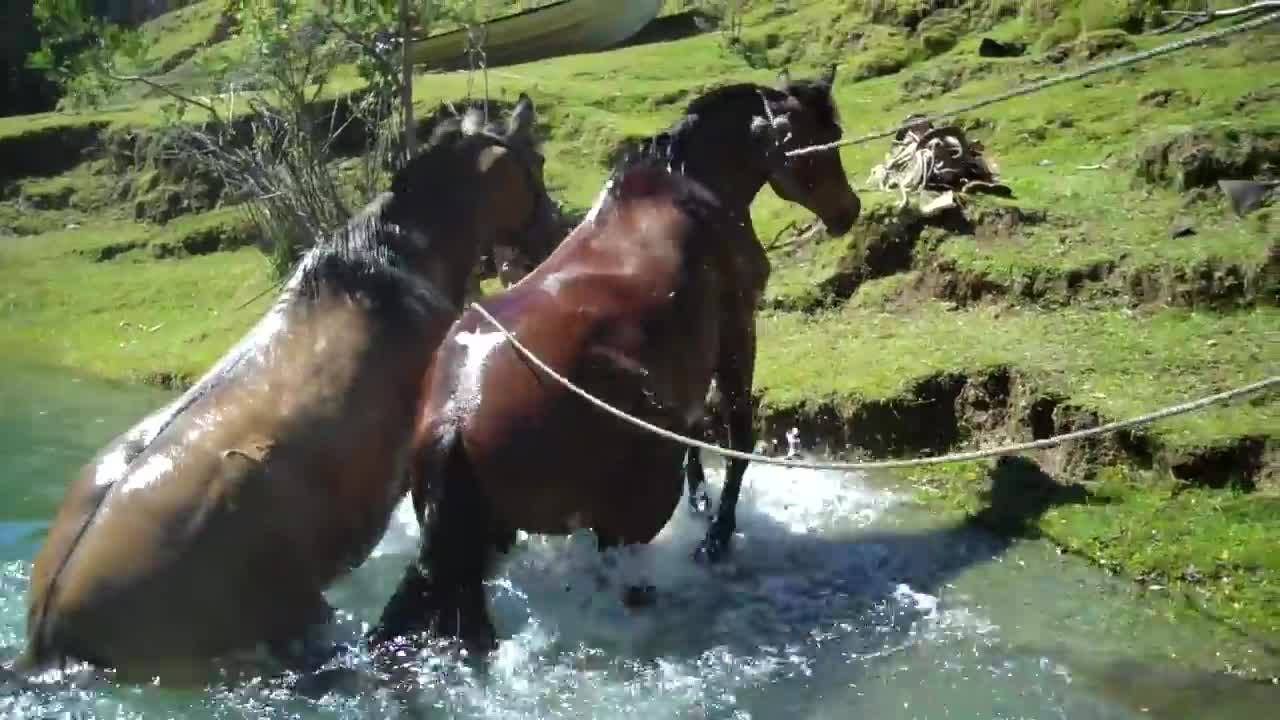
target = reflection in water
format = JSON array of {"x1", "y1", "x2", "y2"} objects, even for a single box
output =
[{"x1": 1, "y1": 364, "x2": 1277, "y2": 718}]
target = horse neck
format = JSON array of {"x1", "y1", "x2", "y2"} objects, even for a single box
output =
[
  {"x1": 673, "y1": 99, "x2": 772, "y2": 219},
  {"x1": 280, "y1": 208, "x2": 458, "y2": 321}
]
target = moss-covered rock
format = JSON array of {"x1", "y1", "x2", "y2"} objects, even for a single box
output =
[
  {"x1": 1137, "y1": 129, "x2": 1280, "y2": 192},
  {"x1": 849, "y1": 25, "x2": 916, "y2": 80},
  {"x1": 916, "y1": 8, "x2": 967, "y2": 58}
]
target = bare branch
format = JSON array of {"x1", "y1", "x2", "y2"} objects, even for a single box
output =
[{"x1": 107, "y1": 72, "x2": 224, "y2": 123}]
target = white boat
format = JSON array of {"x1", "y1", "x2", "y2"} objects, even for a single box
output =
[{"x1": 408, "y1": 0, "x2": 664, "y2": 70}]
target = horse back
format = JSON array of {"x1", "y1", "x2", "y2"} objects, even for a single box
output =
[
  {"x1": 25, "y1": 294, "x2": 432, "y2": 674},
  {"x1": 421, "y1": 171, "x2": 728, "y2": 455}
]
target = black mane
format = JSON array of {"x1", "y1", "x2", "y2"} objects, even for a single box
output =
[
  {"x1": 779, "y1": 78, "x2": 840, "y2": 127},
  {"x1": 605, "y1": 153, "x2": 722, "y2": 228},
  {"x1": 617, "y1": 78, "x2": 838, "y2": 172},
  {"x1": 683, "y1": 82, "x2": 773, "y2": 118},
  {"x1": 686, "y1": 79, "x2": 838, "y2": 128},
  {"x1": 289, "y1": 195, "x2": 424, "y2": 310},
  {"x1": 288, "y1": 114, "x2": 499, "y2": 310}
]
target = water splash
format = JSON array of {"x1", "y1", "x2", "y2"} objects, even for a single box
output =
[{"x1": 0, "y1": 457, "x2": 1260, "y2": 719}]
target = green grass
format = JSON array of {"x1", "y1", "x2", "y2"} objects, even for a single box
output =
[
  {"x1": 0, "y1": 216, "x2": 271, "y2": 384},
  {"x1": 130, "y1": 0, "x2": 229, "y2": 73},
  {"x1": 756, "y1": 300, "x2": 1278, "y2": 449}
]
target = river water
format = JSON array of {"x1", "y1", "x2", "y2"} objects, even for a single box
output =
[{"x1": 1, "y1": 362, "x2": 1276, "y2": 719}]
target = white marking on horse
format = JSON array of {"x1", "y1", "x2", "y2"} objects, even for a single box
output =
[
  {"x1": 450, "y1": 329, "x2": 507, "y2": 417},
  {"x1": 94, "y1": 447, "x2": 131, "y2": 487},
  {"x1": 120, "y1": 453, "x2": 174, "y2": 494}
]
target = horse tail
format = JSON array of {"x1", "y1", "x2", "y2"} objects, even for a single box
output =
[
  {"x1": 410, "y1": 420, "x2": 463, "y2": 527},
  {"x1": 369, "y1": 422, "x2": 471, "y2": 646}
]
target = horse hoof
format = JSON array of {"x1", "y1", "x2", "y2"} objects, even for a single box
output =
[
  {"x1": 687, "y1": 491, "x2": 711, "y2": 516},
  {"x1": 693, "y1": 535, "x2": 731, "y2": 564},
  {"x1": 622, "y1": 584, "x2": 657, "y2": 609}
]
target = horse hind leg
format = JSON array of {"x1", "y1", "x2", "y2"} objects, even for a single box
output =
[
  {"x1": 684, "y1": 447, "x2": 711, "y2": 516},
  {"x1": 369, "y1": 433, "x2": 499, "y2": 658}
]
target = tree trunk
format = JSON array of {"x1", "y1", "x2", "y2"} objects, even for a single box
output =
[{"x1": 399, "y1": 0, "x2": 416, "y2": 161}]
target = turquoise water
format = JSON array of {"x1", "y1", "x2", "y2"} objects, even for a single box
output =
[{"x1": 1, "y1": 362, "x2": 1276, "y2": 719}]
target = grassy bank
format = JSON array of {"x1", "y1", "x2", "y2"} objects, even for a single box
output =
[{"x1": 0, "y1": 0, "x2": 1276, "y2": 671}]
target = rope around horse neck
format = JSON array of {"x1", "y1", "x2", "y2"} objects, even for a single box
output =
[
  {"x1": 469, "y1": 303, "x2": 1278, "y2": 472},
  {"x1": 785, "y1": 9, "x2": 1280, "y2": 159}
]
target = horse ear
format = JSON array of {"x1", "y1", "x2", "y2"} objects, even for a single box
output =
[
  {"x1": 508, "y1": 92, "x2": 536, "y2": 139},
  {"x1": 775, "y1": 68, "x2": 791, "y2": 89}
]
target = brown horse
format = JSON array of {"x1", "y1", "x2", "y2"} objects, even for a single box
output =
[
  {"x1": 15, "y1": 94, "x2": 560, "y2": 686},
  {"x1": 437, "y1": 99, "x2": 562, "y2": 296},
  {"x1": 631, "y1": 67, "x2": 860, "y2": 550},
  {"x1": 369, "y1": 70, "x2": 861, "y2": 655}
]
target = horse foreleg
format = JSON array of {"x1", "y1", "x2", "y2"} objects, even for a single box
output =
[{"x1": 695, "y1": 321, "x2": 757, "y2": 564}]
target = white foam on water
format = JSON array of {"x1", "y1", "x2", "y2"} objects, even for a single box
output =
[
  {"x1": 343, "y1": 462, "x2": 959, "y2": 719},
  {"x1": 0, "y1": 459, "x2": 1159, "y2": 720}
]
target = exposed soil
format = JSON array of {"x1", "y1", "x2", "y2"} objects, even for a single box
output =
[
  {"x1": 1042, "y1": 30, "x2": 1136, "y2": 65},
  {"x1": 774, "y1": 199, "x2": 1275, "y2": 312},
  {"x1": 79, "y1": 240, "x2": 147, "y2": 262},
  {"x1": 709, "y1": 367, "x2": 1273, "y2": 491},
  {"x1": 1136, "y1": 129, "x2": 1280, "y2": 192},
  {"x1": 148, "y1": 221, "x2": 259, "y2": 259},
  {"x1": 0, "y1": 123, "x2": 106, "y2": 190},
  {"x1": 920, "y1": 254, "x2": 1275, "y2": 311},
  {"x1": 772, "y1": 203, "x2": 976, "y2": 312}
]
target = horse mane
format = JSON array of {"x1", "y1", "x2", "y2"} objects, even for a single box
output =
[
  {"x1": 618, "y1": 78, "x2": 839, "y2": 169},
  {"x1": 686, "y1": 78, "x2": 838, "y2": 127},
  {"x1": 605, "y1": 149, "x2": 722, "y2": 226},
  {"x1": 426, "y1": 108, "x2": 508, "y2": 150},
  {"x1": 777, "y1": 77, "x2": 841, "y2": 126},
  {"x1": 288, "y1": 111, "x2": 501, "y2": 308}
]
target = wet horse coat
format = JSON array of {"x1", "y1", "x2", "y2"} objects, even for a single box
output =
[
  {"x1": 17, "y1": 96, "x2": 559, "y2": 685},
  {"x1": 616, "y1": 67, "x2": 862, "y2": 560},
  {"x1": 371, "y1": 69, "x2": 861, "y2": 649},
  {"x1": 371, "y1": 160, "x2": 736, "y2": 653}
]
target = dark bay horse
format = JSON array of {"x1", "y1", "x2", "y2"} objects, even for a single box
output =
[
  {"x1": 15, "y1": 95, "x2": 560, "y2": 686},
  {"x1": 627, "y1": 66, "x2": 861, "y2": 559},
  {"x1": 369, "y1": 70, "x2": 861, "y2": 655}
]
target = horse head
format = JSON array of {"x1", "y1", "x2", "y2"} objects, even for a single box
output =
[
  {"x1": 387, "y1": 93, "x2": 559, "y2": 303},
  {"x1": 751, "y1": 65, "x2": 861, "y2": 236}
]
